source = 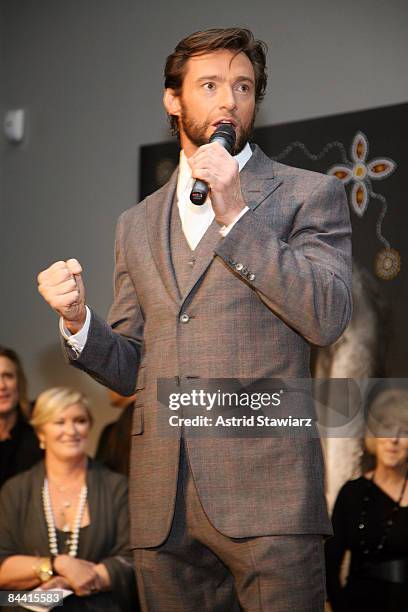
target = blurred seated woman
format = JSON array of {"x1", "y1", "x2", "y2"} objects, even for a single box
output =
[
  {"x1": 325, "y1": 388, "x2": 408, "y2": 612},
  {"x1": 0, "y1": 346, "x2": 43, "y2": 488},
  {"x1": 0, "y1": 387, "x2": 137, "y2": 612}
]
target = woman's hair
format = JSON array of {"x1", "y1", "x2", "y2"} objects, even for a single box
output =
[
  {"x1": 0, "y1": 346, "x2": 29, "y2": 414},
  {"x1": 365, "y1": 388, "x2": 408, "y2": 455},
  {"x1": 164, "y1": 27, "x2": 268, "y2": 136},
  {"x1": 31, "y1": 387, "x2": 93, "y2": 432}
]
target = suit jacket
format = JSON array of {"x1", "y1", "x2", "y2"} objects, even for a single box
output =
[{"x1": 65, "y1": 144, "x2": 352, "y2": 548}]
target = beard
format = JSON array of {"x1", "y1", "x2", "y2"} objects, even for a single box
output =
[{"x1": 179, "y1": 101, "x2": 255, "y2": 155}]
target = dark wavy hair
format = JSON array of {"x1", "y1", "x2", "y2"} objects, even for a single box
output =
[
  {"x1": 164, "y1": 28, "x2": 268, "y2": 136},
  {"x1": 0, "y1": 346, "x2": 29, "y2": 414}
]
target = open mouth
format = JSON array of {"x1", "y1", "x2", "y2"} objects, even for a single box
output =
[{"x1": 213, "y1": 119, "x2": 237, "y2": 128}]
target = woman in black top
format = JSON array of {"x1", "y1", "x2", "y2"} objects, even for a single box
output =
[
  {"x1": 0, "y1": 346, "x2": 43, "y2": 488},
  {"x1": 326, "y1": 388, "x2": 408, "y2": 612}
]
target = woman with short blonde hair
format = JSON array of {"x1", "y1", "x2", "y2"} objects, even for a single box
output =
[{"x1": 0, "y1": 386, "x2": 137, "y2": 612}]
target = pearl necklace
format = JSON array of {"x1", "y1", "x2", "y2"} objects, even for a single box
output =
[{"x1": 42, "y1": 478, "x2": 88, "y2": 557}]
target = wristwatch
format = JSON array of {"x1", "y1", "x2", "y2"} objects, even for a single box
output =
[{"x1": 35, "y1": 557, "x2": 53, "y2": 582}]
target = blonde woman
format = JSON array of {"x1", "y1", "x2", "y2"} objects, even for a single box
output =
[
  {"x1": 0, "y1": 387, "x2": 137, "y2": 612},
  {"x1": 326, "y1": 388, "x2": 408, "y2": 612}
]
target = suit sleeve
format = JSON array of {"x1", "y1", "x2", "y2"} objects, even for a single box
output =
[
  {"x1": 215, "y1": 175, "x2": 352, "y2": 346},
  {"x1": 63, "y1": 211, "x2": 144, "y2": 396}
]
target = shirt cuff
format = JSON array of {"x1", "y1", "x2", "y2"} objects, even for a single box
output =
[
  {"x1": 219, "y1": 206, "x2": 249, "y2": 237},
  {"x1": 59, "y1": 306, "x2": 91, "y2": 355}
]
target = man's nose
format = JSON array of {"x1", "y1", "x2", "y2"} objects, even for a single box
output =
[{"x1": 219, "y1": 86, "x2": 237, "y2": 111}]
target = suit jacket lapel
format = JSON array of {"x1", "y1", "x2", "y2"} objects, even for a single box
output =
[
  {"x1": 239, "y1": 144, "x2": 282, "y2": 209},
  {"x1": 146, "y1": 169, "x2": 180, "y2": 306}
]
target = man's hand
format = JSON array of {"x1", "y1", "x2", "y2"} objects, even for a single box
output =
[
  {"x1": 37, "y1": 259, "x2": 86, "y2": 334},
  {"x1": 188, "y1": 142, "x2": 246, "y2": 226}
]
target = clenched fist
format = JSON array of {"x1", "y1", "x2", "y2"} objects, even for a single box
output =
[{"x1": 37, "y1": 259, "x2": 86, "y2": 334}]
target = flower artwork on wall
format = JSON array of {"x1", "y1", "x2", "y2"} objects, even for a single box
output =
[{"x1": 271, "y1": 131, "x2": 400, "y2": 280}]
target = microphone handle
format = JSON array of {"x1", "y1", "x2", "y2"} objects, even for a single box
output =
[
  {"x1": 190, "y1": 179, "x2": 209, "y2": 206},
  {"x1": 190, "y1": 132, "x2": 234, "y2": 206}
]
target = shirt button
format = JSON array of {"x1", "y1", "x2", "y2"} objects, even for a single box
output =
[
  {"x1": 180, "y1": 314, "x2": 190, "y2": 323},
  {"x1": 235, "y1": 263, "x2": 243, "y2": 271},
  {"x1": 248, "y1": 273, "x2": 256, "y2": 281}
]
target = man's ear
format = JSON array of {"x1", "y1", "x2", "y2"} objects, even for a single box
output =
[{"x1": 163, "y1": 88, "x2": 181, "y2": 117}]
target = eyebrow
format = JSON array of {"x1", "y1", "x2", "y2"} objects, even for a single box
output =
[{"x1": 195, "y1": 75, "x2": 255, "y2": 84}]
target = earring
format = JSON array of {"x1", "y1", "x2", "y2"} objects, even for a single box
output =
[{"x1": 39, "y1": 441, "x2": 46, "y2": 450}]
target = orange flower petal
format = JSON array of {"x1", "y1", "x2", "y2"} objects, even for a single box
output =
[
  {"x1": 351, "y1": 131, "x2": 369, "y2": 163},
  {"x1": 367, "y1": 157, "x2": 396, "y2": 180}
]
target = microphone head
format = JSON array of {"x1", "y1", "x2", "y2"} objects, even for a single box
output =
[{"x1": 209, "y1": 123, "x2": 236, "y2": 152}]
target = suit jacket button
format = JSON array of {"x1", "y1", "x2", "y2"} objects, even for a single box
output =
[
  {"x1": 242, "y1": 266, "x2": 248, "y2": 275},
  {"x1": 248, "y1": 273, "x2": 256, "y2": 281},
  {"x1": 180, "y1": 313, "x2": 190, "y2": 323},
  {"x1": 235, "y1": 263, "x2": 243, "y2": 271}
]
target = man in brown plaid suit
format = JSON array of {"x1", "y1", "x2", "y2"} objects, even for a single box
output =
[{"x1": 38, "y1": 28, "x2": 352, "y2": 612}]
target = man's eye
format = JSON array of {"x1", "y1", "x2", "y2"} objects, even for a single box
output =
[
  {"x1": 203, "y1": 82, "x2": 216, "y2": 91},
  {"x1": 236, "y1": 83, "x2": 250, "y2": 93}
]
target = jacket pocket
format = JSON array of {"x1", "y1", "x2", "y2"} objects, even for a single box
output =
[
  {"x1": 131, "y1": 404, "x2": 144, "y2": 435},
  {"x1": 135, "y1": 366, "x2": 146, "y2": 391}
]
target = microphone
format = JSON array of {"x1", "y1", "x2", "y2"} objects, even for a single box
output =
[{"x1": 190, "y1": 123, "x2": 236, "y2": 206}]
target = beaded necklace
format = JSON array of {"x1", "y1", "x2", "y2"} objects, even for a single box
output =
[
  {"x1": 359, "y1": 470, "x2": 408, "y2": 557},
  {"x1": 42, "y1": 478, "x2": 88, "y2": 557}
]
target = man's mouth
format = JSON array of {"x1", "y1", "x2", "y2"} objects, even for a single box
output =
[{"x1": 212, "y1": 119, "x2": 237, "y2": 128}]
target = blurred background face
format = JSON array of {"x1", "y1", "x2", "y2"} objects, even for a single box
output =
[
  {"x1": 0, "y1": 356, "x2": 19, "y2": 415},
  {"x1": 39, "y1": 402, "x2": 91, "y2": 461},
  {"x1": 375, "y1": 417, "x2": 408, "y2": 469}
]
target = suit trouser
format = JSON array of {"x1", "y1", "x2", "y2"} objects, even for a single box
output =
[{"x1": 133, "y1": 440, "x2": 326, "y2": 612}]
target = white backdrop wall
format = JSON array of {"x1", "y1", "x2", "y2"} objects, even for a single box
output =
[{"x1": 1, "y1": 0, "x2": 407, "y2": 450}]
